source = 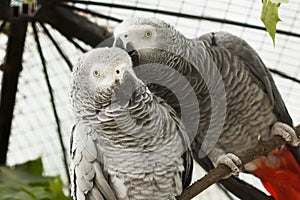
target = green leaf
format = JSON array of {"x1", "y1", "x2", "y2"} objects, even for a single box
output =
[
  {"x1": 0, "y1": 190, "x2": 34, "y2": 200},
  {"x1": 19, "y1": 186, "x2": 52, "y2": 200},
  {"x1": 261, "y1": 0, "x2": 288, "y2": 44},
  {"x1": 14, "y1": 157, "x2": 43, "y2": 176},
  {"x1": 49, "y1": 177, "x2": 72, "y2": 200},
  {"x1": 0, "y1": 158, "x2": 71, "y2": 200},
  {"x1": 270, "y1": 0, "x2": 288, "y2": 3},
  {"x1": 0, "y1": 158, "x2": 50, "y2": 190}
]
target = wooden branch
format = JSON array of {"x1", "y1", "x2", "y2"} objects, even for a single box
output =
[{"x1": 178, "y1": 125, "x2": 300, "y2": 200}]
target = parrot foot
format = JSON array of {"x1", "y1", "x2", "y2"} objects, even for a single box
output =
[
  {"x1": 271, "y1": 122, "x2": 299, "y2": 147},
  {"x1": 216, "y1": 153, "x2": 242, "y2": 176}
]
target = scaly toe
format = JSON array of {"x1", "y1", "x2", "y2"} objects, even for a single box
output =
[
  {"x1": 271, "y1": 122, "x2": 299, "y2": 147},
  {"x1": 216, "y1": 153, "x2": 242, "y2": 176}
]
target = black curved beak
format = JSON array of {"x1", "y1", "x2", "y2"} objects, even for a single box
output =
[
  {"x1": 113, "y1": 37, "x2": 135, "y2": 52},
  {"x1": 113, "y1": 36, "x2": 139, "y2": 67},
  {"x1": 113, "y1": 36, "x2": 125, "y2": 49},
  {"x1": 129, "y1": 50, "x2": 139, "y2": 67}
]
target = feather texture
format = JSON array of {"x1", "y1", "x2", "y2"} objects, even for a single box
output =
[
  {"x1": 69, "y1": 47, "x2": 193, "y2": 200},
  {"x1": 112, "y1": 17, "x2": 299, "y2": 199}
]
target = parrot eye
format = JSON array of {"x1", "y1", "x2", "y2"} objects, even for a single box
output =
[
  {"x1": 145, "y1": 30, "x2": 152, "y2": 38},
  {"x1": 93, "y1": 70, "x2": 100, "y2": 77},
  {"x1": 116, "y1": 69, "x2": 120, "y2": 74}
]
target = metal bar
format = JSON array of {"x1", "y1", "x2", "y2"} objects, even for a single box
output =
[
  {"x1": 269, "y1": 68, "x2": 300, "y2": 84},
  {"x1": 62, "y1": 0, "x2": 300, "y2": 39},
  {"x1": 61, "y1": 2, "x2": 300, "y2": 85},
  {"x1": 0, "y1": 0, "x2": 11, "y2": 20},
  {"x1": 63, "y1": 33, "x2": 87, "y2": 53},
  {"x1": 39, "y1": 22, "x2": 74, "y2": 71},
  {"x1": 0, "y1": 21, "x2": 7, "y2": 33},
  {"x1": 32, "y1": 22, "x2": 70, "y2": 183},
  {"x1": 34, "y1": 4, "x2": 112, "y2": 48},
  {"x1": 0, "y1": 18, "x2": 28, "y2": 164},
  {"x1": 60, "y1": 4, "x2": 122, "y2": 22}
]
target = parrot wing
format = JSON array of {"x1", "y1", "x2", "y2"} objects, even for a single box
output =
[
  {"x1": 199, "y1": 32, "x2": 292, "y2": 126},
  {"x1": 70, "y1": 121, "x2": 117, "y2": 200},
  {"x1": 198, "y1": 31, "x2": 300, "y2": 165},
  {"x1": 197, "y1": 31, "x2": 300, "y2": 199}
]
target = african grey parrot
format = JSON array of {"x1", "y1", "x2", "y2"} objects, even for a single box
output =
[
  {"x1": 112, "y1": 17, "x2": 300, "y2": 200},
  {"x1": 69, "y1": 47, "x2": 193, "y2": 199}
]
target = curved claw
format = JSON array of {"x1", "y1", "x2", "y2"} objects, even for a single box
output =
[
  {"x1": 271, "y1": 122, "x2": 299, "y2": 147},
  {"x1": 216, "y1": 153, "x2": 242, "y2": 176}
]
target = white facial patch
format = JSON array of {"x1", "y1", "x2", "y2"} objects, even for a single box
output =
[
  {"x1": 114, "y1": 24, "x2": 158, "y2": 50},
  {"x1": 114, "y1": 20, "x2": 132, "y2": 36}
]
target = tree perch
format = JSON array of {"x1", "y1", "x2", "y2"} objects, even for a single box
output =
[{"x1": 178, "y1": 125, "x2": 300, "y2": 200}]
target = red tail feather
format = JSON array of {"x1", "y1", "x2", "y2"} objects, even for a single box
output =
[{"x1": 251, "y1": 145, "x2": 300, "y2": 200}]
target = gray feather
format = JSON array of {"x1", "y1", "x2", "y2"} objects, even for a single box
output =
[
  {"x1": 112, "y1": 17, "x2": 292, "y2": 199},
  {"x1": 70, "y1": 47, "x2": 193, "y2": 199}
]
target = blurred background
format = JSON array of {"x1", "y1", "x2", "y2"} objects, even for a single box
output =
[{"x1": 0, "y1": 0, "x2": 299, "y2": 199}]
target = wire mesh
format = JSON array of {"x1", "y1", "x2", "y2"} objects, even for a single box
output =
[
  {"x1": 0, "y1": 0, "x2": 299, "y2": 199},
  {"x1": 4, "y1": 24, "x2": 81, "y2": 184},
  {"x1": 78, "y1": 0, "x2": 300, "y2": 124},
  {"x1": 0, "y1": 33, "x2": 7, "y2": 102}
]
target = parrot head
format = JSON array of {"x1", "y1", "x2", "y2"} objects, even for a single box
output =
[
  {"x1": 70, "y1": 47, "x2": 143, "y2": 110},
  {"x1": 113, "y1": 17, "x2": 184, "y2": 62}
]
